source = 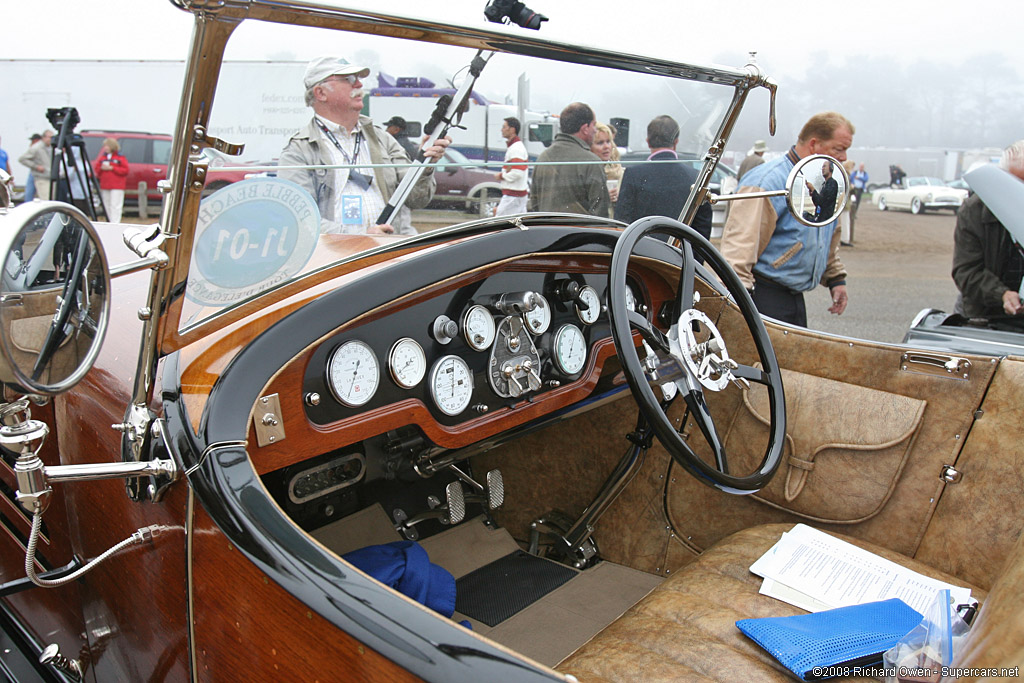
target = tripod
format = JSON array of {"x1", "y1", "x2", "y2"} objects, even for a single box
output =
[{"x1": 46, "y1": 107, "x2": 107, "y2": 222}]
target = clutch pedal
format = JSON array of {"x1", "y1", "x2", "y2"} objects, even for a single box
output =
[{"x1": 394, "y1": 481, "x2": 466, "y2": 540}]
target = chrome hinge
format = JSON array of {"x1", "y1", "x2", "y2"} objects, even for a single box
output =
[
  {"x1": 940, "y1": 465, "x2": 963, "y2": 484},
  {"x1": 900, "y1": 352, "x2": 971, "y2": 380},
  {"x1": 253, "y1": 394, "x2": 285, "y2": 447}
]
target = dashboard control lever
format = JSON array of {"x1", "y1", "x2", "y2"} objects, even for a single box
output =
[{"x1": 495, "y1": 291, "x2": 541, "y2": 316}]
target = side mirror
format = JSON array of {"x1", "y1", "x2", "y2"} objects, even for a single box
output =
[
  {"x1": 785, "y1": 154, "x2": 850, "y2": 227},
  {"x1": 707, "y1": 153, "x2": 850, "y2": 227},
  {"x1": 0, "y1": 202, "x2": 111, "y2": 394}
]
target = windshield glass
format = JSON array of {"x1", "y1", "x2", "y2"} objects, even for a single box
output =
[{"x1": 179, "y1": 14, "x2": 738, "y2": 329}]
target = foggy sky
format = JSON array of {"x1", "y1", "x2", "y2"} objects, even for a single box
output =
[{"x1": 5, "y1": 0, "x2": 1023, "y2": 153}]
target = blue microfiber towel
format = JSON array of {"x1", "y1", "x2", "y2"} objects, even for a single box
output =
[
  {"x1": 736, "y1": 598, "x2": 923, "y2": 680},
  {"x1": 343, "y1": 540, "x2": 456, "y2": 618}
]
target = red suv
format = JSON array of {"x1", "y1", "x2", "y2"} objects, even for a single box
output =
[{"x1": 81, "y1": 130, "x2": 253, "y2": 206}]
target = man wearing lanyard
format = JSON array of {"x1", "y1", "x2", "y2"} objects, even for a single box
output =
[{"x1": 280, "y1": 56, "x2": 450, "y2": 235}]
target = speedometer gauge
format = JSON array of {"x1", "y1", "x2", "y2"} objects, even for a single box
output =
[
  {"x1": 326, "y1": 340, "x2": 379, "y2": 407},
  {"x1": 462, "y1": 305, "x2": 496, "y2": 351},
  {"x1": 388, "y1": 337, "x2": 426, "y2": 389},
  {"x1": 429, "y1": 355, "x2": 474, "y2": 416},
  {"x1": 553, "y1": 324, "x2": 587, "y2": 375},
  {"x1": 576, "y1": 285, "x2": 602, "y2": 325},
  {"x1": 524, "y1": 293, "x2": 551, "y2": 335}
]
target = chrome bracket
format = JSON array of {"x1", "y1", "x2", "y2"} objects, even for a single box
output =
[
  {"x1": 253, "y1": 393, "x2": 286, "y2": 447},
  {"x1": 941, "y1": 465, "x2": 963, "y2": 484},
  {"x1": 900, "y1": 352, "x2": 971, "y2": 380}
]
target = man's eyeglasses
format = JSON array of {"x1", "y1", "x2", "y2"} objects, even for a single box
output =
[{"x1": 324, "y1": 74, "x2": 360, "y2": 86}]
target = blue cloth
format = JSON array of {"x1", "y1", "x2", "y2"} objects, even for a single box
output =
[
  {"x1": 742, "y1": 148, "x2": 839, "y2": 292},
  {"x1": 343, "y1": 541, "x2": 457, "y2": 618},
  {"x1": 0, "y1": 149, "x2": 9, "y2": 173},
  {"x1": 24, "y1": 172, "x2": 35, "y2": 202},
  {"x1": 736, "y1": 598, "x2": 922, "y2": 680}
]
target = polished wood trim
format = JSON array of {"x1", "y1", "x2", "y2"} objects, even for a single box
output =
[
  {"x1": 248, "y1": 337, "x2": 624, "y2": 473},
  {"x1": 189, "y1": 502, "x2": 425, "y2": 683}
]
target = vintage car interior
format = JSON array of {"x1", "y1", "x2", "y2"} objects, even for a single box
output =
[{"x1": 2, "y1": 2, "x2": 1023, "y2": 682}]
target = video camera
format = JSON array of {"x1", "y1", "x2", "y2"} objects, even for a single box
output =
[
  {"x1": 46, "y1": 107, "x2": 81, "y2": 134},
  {"x1": 483, "y1": 0, "x2": 548, "y2": 30}
]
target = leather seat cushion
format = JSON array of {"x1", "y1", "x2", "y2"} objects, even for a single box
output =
[{"x1": 557, "y1": 524, "x2": 985, "y2": 682}]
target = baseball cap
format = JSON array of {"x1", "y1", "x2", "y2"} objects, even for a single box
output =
[
  {"x1": 303, "y1": 56, "x2": 371, "y2": 89},
  {"x1": 384, "y1": 116, "x2": 407, "y2": 128}
]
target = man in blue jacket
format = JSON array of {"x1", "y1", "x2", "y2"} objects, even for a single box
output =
[
  {"x1": 720, "y1": 112, "x2": 854, "y2": 327},
  {"x1": 614, "y1": 115, "x2": 713, "y2": 239}
]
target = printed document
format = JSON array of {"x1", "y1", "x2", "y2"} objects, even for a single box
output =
[{"x1": 750, "y1": 524, "x2": 972, "y2": 613}]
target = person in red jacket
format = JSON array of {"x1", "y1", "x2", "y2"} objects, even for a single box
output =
[{"x1": 93, "y1": 137, "x2": 130, "y2": 222}]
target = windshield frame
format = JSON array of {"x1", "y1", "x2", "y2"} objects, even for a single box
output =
[{"x1": 143, "y1": 0, "x2": 773, "y2": 396}]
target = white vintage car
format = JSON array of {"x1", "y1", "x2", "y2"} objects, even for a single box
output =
[{"x1": 873, "y1": 176, "x2": 968, "y2": 214}]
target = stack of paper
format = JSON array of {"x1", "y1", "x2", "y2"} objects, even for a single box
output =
[{"x1": 750, "y1": 524, "x2": 973, "y2": 614}]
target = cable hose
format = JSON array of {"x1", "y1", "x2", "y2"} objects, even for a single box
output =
[{"x1": 25, "y1": 513, "x2": 156, "y2": 588}]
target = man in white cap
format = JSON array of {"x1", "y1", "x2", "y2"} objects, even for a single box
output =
[
  {"x1": 738, "y1": 139, "x2": 768, "y2": 182},
  {"x1": 279, "y1": 56, "x2": 449, "y2": 235}
]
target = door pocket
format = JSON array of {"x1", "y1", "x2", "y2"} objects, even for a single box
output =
[{"x1": 725, "y1": 367, "x2": 926, "y2": 523}]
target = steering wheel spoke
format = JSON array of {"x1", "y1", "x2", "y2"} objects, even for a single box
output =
[{"x1": 607, "y1": 216, "x2": 786, "y2": 493}]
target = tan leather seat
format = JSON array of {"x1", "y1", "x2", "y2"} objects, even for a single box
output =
[{"x1": 557, "y1": 524, "x2": 1016, "y2": 682}]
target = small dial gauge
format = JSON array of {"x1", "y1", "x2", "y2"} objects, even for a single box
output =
[
  {"x1": 388, "y1": 337, "x2": 426, "y2": 389},
  {"x1": 576, "y1": 285, "x2": 602, "y2": 325},
  {"x1": 624, "y1": 285, "x2": 637, "y2": 313},
  {"x1": 524, "y1": 293, "x2": 552, "y2": 335},
  {"x1": 462, "y1": 305, "x2": 496, "y2": 351},
  {"x1": 553, "y1": 324, "x2": 587, "y2": 375},
  {"x1": 429, "y1": 355, "x2": 474, "y2": 416},
  {"x1": 326, "y1": 340, "x2": 379, "y2": 407}
]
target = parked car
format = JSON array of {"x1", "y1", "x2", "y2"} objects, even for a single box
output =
[
  {"x1": 2, "y1": 3, "x2": 1022, "y2": 683},
  {"x1": 429, "y1": 148, "x2": 502, "y2": 216},
  {"x1": 80, "y1": 130, "x2": 254, "y2": 207},
  {"x1": 873, "y1": 175, "x2": 968, "y2": 214}
]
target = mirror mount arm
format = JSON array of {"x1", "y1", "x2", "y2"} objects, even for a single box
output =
[{"x1": 706, "y1": 189, "x2": 787, "y2": 204}]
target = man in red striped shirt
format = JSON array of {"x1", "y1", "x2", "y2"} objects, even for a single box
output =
[{"x1": 494, "y1": 116, "x2": 529, "y2": 216}]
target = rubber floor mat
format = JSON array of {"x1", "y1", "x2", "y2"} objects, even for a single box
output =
[{"x1": 455, "y1": 550, "x2": 577, "y2": 627}]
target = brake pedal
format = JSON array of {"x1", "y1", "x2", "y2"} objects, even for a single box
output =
[{"x1": 485, "y1": 469, "x2": 504, "y2": 510}]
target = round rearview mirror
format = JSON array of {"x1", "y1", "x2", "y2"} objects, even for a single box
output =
[
  {"x1": 785, "y1": 154, "x2": 851, "y2": 227},
  {"x1": 0, "y1": 202, "x2": 111, "y2": 395}
]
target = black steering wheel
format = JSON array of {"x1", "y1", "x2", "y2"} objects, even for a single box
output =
[{"x1": 608, "y1": 217, "x2": 786, "y2": 493}]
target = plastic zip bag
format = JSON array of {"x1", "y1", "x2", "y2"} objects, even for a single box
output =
[{"x1": 882, "y1": 589, "x2": 975, "y2": 683}]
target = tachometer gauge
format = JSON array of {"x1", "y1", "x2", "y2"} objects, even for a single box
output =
[
  {"x1": 429, "y1": 355, "x2": 474, "y2": 416},
  {"x1": 462, "y1": 305, "x2": 496, "y2": 351},
  {"x1": 553, "y1": 324, "x2": 587, "y2": 375},
  {"x1": 523, "y1": 293, "x2": 551, "y2": 335},
  {"x1": 326, "y1": 340, "x2": 379, "y2": 407},
  {"x1": 576, "y1": 285, "x2": 602, "y2": 325},
  {"x1": 388, "y1": 337, "x2": 426, "y2": 389}
]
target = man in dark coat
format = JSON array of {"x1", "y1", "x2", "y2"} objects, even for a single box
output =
[
  {"x1": 952, "y1": 141, "x2": 1024, "y2": 319},
  {"x1": 807, "y1": 159, "x2": 838, "y2": 221},
  {"x1": 614, "y1": 114, "x2": 712, "y2": 239}
]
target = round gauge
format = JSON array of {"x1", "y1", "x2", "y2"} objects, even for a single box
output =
[
  {"x1": 524, "y1": 293, "x2": 552, "y2": 335},
  {"x1": 326, "y1": 340, "x2": 380, "y2": 407},
  {"x1": 429, "y1": 355, "x2": 474, "y2": 416},
  {"x1": 553, "y1": 324, "x2": 587, "y2": 375},
  {"x1": 624, "y1": 285, "x2": 637, "y2": 313},
  {"x1": 462, "y1": 305, "x2": 496, "y2": 351},
  {"x1": 576, "y1": 285, "x2": 602, "y2": 325},
  {"x1": 388, "y1": 337, "x2": 426, "y2": 389}
]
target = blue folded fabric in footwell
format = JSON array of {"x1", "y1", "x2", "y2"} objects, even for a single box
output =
[{"x1": 343, "y1": 540, "x2": 456, "y2": 618}]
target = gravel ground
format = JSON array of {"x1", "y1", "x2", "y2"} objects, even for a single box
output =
[{"x1": 803, "y1": 201, "x2": 959, "y2": 344}]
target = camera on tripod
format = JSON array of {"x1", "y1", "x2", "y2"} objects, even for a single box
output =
[
  {"x1": 46, "y1": 107, "x2": 81, "y2": 135},
  {"x1": 483, "y1": 0, "x2": 548, "y2": 30}
]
